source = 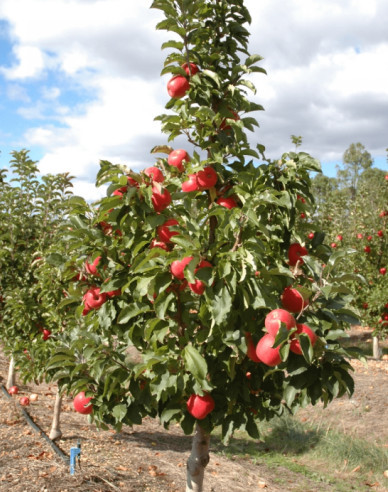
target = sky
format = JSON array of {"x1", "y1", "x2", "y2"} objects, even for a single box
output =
[{"x1": 0, "y1": 0, "x2": 387, "y2": 200}]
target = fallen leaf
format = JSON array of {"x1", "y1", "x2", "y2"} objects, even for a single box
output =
[
  {"x1": 351, "y1": 465, "x2": 361, "y2": 473},
  {"x1": 258, "y1": 481, "x2": 267, "y2": 488}
]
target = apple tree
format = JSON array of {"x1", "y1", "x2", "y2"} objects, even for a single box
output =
[
  {"x1": 311, "y1": 145, "x2": 388, "y2": 357},
  {"x1": 0, "y1": 150, "x2": 74, "y2": 389},
  {"x1": 46, "y1": 1, "x2": 360, "y2": 489}
]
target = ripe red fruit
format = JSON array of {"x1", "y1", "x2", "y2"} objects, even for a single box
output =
[
  {"x1": 377, "y1": 230, "x2": 384, "y2": 237},
  {"x1": 113, "y1": 186, "x2": 128, "y2": 197},
  {"x1": 106, "y1": 289, "x2": 121, "y2": 298},
  {"x1": 362, "y1": 302, "x2": 369, "y2": 309},
  {"x1": 188, "y1": 259, "x2": 212, "y2": 295},
  {"x1": 150, "y1": 238, "x2": 169, "y2": 251},
  {"x1": 255, "y1": 334, "x2": 282, "y2": 367},
  {"x1": 157, "y1": 219, "x2": 179, "y2": 243},
  {"x1": 364, "y1": 246, "x2": 371, "y2": 254},
  {"x1": 216, "y1": 197, "x2": 238, "y2": 209},
  {"x1": 19, "y1": 396, "x2": 30, "y2": 406},
  {"x1": 308, "y1": 232, "x2": 314, "y2": 240},
  {"x1": 181, "y1": 174, "x2": 199, "y2": 192},
  {"x1": 300, "y1": 213, "x2": 306, "y2": 219},
  {"x1": 8, "y1": 386, "x2": 19, "y2": 395},
  {"x1": 220, "y1": 110, "x2": 240, "y2": 132},
  {"x1": 73, "y1": 392, "x2": 93, "y2": 415},
  {"x1": 336, "y1": 234, "x2": 343, "y2": 241},
  {"x1": 181, "y1": 62, "x2": 199, "y2": 76},
  {"x1": 196, "y1": 167, "x2": 218, "y2": 189},
  {"x1": 290, "y1": 323, "x2": 317, "y2": 355},
  {"x1": 265, "y1": 309, "x2": 296, "y2": 337},
  {"x1": 167, "y1": 75, "x2": 190, "y2": 98},
  {"x1": 151, "y1": 186, "x2": 172, "y2": 212},
  {"x1": 288, "y1": 243, "x2": 308, "y2": 266},
  {"x1": 367, "y1": 235, "x2": 372, "y2": 241},
  {"x1": 85, "y1": 256, "x2": 101, "y2": 276},
  {"x1": 281, "y1": 287, "x2": 310, "y2": 313},
  {"x1": 331, "y1": 242, "x2": 337, "y2": 248},
  {"x1": 170, "y1": 256, "x2": 194, "y2": 280},
  {"x1": 187, "y1": 393, "x2": 215, "y2": 420},
  {"x1": 357, "y1": 233, "x2": 363, "y2": 239},
  {"x1": 42, "y1": 329, "x2": 52, "y2": 341},
  {"x1": 380, "y1": 267, "x2": 387, "y2": 275},
  {"x1": 144, "y1": 166, "x2": 164, "y2": 183},
  {"x1": 83, "y1": 287, "x2": 107, "y2": 311},
  {"x1": 245, "y1": 332, "x2": 261, "y2": 362},
  {"x1": 167, "y1": 149, "x2": 190, "y2": 172}
]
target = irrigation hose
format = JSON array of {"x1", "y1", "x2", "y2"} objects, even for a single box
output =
[{"x1": 1, "y1": 383, "x2": 69, "y2": 465}]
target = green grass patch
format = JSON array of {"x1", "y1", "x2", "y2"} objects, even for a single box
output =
[{"x1": 212, "y1": 415, "x2": 388, "y2": 491}]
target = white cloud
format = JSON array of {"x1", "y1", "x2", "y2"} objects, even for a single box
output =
[{"x1": 0, "y1": 0, "x2": 387, "y2": 200}]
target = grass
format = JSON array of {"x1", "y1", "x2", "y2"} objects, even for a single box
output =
[{"x1": 212, "y1": 415, "x2": 388, "y2": 491}]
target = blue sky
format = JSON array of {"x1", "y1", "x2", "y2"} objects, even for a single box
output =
[{"x1": 1, "y1": 0, "x2": 387, "y2": 199}]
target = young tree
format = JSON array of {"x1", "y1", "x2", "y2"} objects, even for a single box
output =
[
  {"x1": 0, "y1": 150, "x2": 74, "y2": 432},
  {"x1": 46, "y1": 2, "x2": 359, "y2": 490}
]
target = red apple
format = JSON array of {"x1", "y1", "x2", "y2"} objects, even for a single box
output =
[
  {"x1": 83, "y1": 287, "x2": 107, "y2": 310},
  {"x1": 170, "y1": 256, "x2": 194, "y2": 280},
  {"x1": 8, "y1": 386, "x2": 19, "y2": 395},
  {"x1": 167, "y1": 149, "x2": 190, "y2": 172},
  {"x1": 73, "y1": 392, "x2": 93, "y2": 415},
  {"x1": 157, "y1": 219, "x2": 179, "y2": 243},
  {"x1": 151, "y1": 185, "x2": 171, "y2": 213},
  {"x1": 364, "y1": 246, "x2": 371, "y2": 254},
  {"x1": 300, "y1": 213, "x2": 306, "y2": 219},
  {"x1": 197, "y1": 167, "x2": 218, "y2": 189},
  {"x1": 106, "y1": 289, "x2": 121, "y2": 298},
  {"x1": 220, "y1": 110, "x2": 240, "y2": 131},
  {"x1": 264, "y1": 309, "x2": 296, "y2": 337},
  {"x1": 377, "y1": 230, "x2": 384, "y2": 237},
  {"x1": 331, "y1": 242, "x2": 337, "y2": 248},
  {"x1": 290, "y1": 323, "x2": 317, "y2": 355},
  {"x1": 367, "y1": 235, "x2": 372, "y2": 241},
  {"x1": 42, "y1": 329, "x2": 52, "y2": 341},
  {"x1": 357, "y1": 233, "x2": 363, "y2": 239},
  {"x1": 217, "y1": 197, "x2": 238, "y2": 209},
  {"x1": 19, "y1": 396, "x2": 30, "y2": 407},
  {"x1": 150, "y1": 238, "x2": 169, "y2": 251},
  {"x1": 380, "y1": 267, "x2": 387, "y2": 275},
  {"x1": 336, "y1": 234, "x2": 343, "y2": 241},
  {"x1": 167, "y1": 75, "x2": 190, "y2": 98},
  {"x1": 187, "y1": 393, "x2": 215, "y2": 420},
  {"x1": 255, "y1": 334, "x2": 282, "y2": 367},
  {"x1": 245, "y1": 332, "x2": 261, "y2": 362},
  {"x1": 182, "y1": 174, "x2": 199, "y2": 192},
  {"x1": 182, "y1": 62, "x2": 199, "y2": 76},
  {"x1": 288, "y1": 243, "x2": 308, "y2": 266},
  {"x1": 112, "y1": 186, "x2": 128, "y2": 197},
  {"x1": 362, "y1": 302, "x2": 369, "y2": 309},
  {"x1": 188, "y1": 260, "x2": 212, "y2": 295},
  {"x1": 308, "y1": 232, "x2": 314, "y2": 240},
  {"x1": 144, "y1": 166, "x2": 164, "y2": 183},
  {"x1": 281, "y1": 287, "x2": 309, "y2": 313},
  {"x1": 85, "y1": 256, "x2": 101, "y2": 276}
]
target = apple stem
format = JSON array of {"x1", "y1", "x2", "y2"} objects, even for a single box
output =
[
  {"x1": 6, "y1": 356, "x2": 15, "y2": 389},
  {"x1": 186, "y1": 423, "x2": 210, "y2": 492}
]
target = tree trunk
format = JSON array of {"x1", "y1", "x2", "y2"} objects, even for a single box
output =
[
  {"x1": 6, "y1": 356, "x2": 15, "y2": 389},
  {"x1": 186, "y1": 423, "x2": 210, "y2": 492},
  {"x1": 49, "y1": 389, "x2": 63, "y2": 441},
  {"x1": 372, "y1": 336, "x2": 382, "y2": 360}
]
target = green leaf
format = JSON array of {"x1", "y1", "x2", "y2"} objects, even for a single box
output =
[
  {"x1": 112, "y1": 404, "x2": 128, "y2": 422},
  {"x1": 183, "y1": 345, "x2": 208, "y2": 381},
  {"x1": 118, "y1": 303, "x2": 151, "y2": 324}
]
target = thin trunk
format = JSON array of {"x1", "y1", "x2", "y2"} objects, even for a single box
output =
[
  {"x1": 186, "y1": 423, "x2": 210, "y2": 492},
  {"x1": 6, "y1": 356, "x2": 15, "y2": 389},
  {"x1": 372, "y1": 336, "x2": 382, "y2": 360},
  {"x1": 49, "y1": 390, "x2": 63, "y2": 441}
]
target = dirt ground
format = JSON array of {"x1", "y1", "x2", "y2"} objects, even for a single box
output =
[{"x1": 0, "y1": 328, "x2": 387, "y2": 492}]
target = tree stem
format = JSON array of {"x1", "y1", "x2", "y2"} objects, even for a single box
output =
[{"x1": 186, "y1": 423, "x2": 210, "y2": 492}]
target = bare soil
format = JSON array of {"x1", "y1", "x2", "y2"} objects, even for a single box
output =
[{"x1": 0, "y1": 328, "x2": 387, "y2": 492}]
